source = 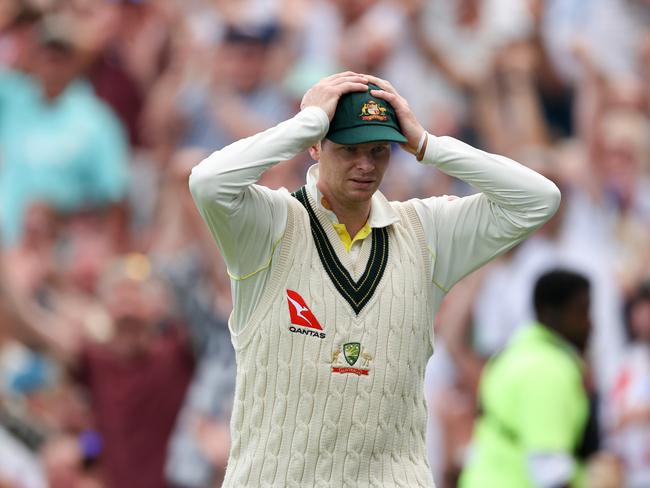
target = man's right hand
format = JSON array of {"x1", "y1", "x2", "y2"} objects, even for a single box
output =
[{"x1": 300, "y1": 71, "x2": 368, "y2": 121}]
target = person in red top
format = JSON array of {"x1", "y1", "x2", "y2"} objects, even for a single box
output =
[
  {"x1": 72, "y1": 256, "x2": 195, "y2": 488},
  {"x1": 9, "y1": 253, "x2": 196, "y2": 488}
]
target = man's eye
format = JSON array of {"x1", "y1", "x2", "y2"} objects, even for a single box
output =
[
  {"x1": 344, "y1": 146, "x2": 357, "y2": 154},
  {"x1": 371, "y1": 146, "x2": 388, "y2": 157}
]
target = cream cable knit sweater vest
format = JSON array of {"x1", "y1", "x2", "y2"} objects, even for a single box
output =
[{"x1": 223, "y1": 190, "x2": 436, "y2": 488}]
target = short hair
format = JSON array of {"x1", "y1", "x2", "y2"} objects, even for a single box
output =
[{"x1": 533, "y1": 269, "x2": 590, "y2": 317}]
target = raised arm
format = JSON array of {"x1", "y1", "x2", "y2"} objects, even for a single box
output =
[
  {"x1": 188, "y1": 71, "x2": 369, "y2": 277},
  {"x1": 367, "y1": 75, "x2": 561, "y2": 292},
  {"x1": 189, "y1": 72, "x2": 369, "y2": 327},
  {"x1": 188, "y1": 106, "x2": 329, "y2": 279},
  {"x1": 419, "y1": 135, "x2": 560, "y2": 291}
]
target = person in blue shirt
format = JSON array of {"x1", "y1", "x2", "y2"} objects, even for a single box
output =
[{"x1": 0, "y1": 15, "x2": 128, "y2": 247}]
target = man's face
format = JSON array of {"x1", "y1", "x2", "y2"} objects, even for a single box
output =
[
  {"x1": 311, "y1": 140, "x2": 391, "y2": 206},
  {"x1": 217, "y1": 42, "x2": 268, "y2": 93},
  {"x1": 32, "y1": 44, "x2": 78, "y2": 99},
  {"x1": 105, "y1": 280, "x2": 156, "y2": 359}
]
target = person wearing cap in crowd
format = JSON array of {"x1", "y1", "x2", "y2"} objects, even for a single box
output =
[
  {"x1": 189, "y1": 71, "x2": 560, "y2": 487},
  {"x1": 0, "y1": 13, "x2": 128, "y2": 247},
  {"x1": 176, "y1": 21, "x2": 291, "y2": 152}
]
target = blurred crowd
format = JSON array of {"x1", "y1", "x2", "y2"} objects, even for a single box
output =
[{"x1": 0, "y1": 0, "x2": 648, "y2": 487}]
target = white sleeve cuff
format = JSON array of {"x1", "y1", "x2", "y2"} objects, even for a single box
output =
[
  {"x1": 419, "y1": 132, "x2": 440, "y2": 166},
  {"x1": 527, "y1": 451, "x2": 575, "y2": 488}
]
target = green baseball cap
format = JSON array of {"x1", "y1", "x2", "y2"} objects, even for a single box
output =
[{"x1": 326, "y1": 82, "x2": 408, "y2": 145}]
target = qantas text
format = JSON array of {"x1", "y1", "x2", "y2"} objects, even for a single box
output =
[{"x1": 288, "y1": 326, "x2": 326, "y2": 339}]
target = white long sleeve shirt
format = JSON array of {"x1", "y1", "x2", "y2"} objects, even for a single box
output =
[{"x1": 189, "y1": 106, "x2": 560, "y2": 331}]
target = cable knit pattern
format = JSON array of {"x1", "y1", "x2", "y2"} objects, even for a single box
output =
[{"x1": 222, "y1": 192, "x2": 436, "y2": 488}]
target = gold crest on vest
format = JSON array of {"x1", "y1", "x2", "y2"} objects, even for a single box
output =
[{"x1": 331, "y1": 342, "x2": 373, "y2": 376}]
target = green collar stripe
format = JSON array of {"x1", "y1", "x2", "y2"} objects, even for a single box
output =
[{"x1": 292, "y1": 187, "x2": 389, "y2": 315}]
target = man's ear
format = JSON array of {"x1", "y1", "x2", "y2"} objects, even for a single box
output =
[{"x1": 309, "y1": 141, "x2": 322, "y2": 161}]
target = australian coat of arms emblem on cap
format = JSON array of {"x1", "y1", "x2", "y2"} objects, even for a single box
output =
[{"x1": 359, "y1": 100, "x2": 388, "y2": 121}]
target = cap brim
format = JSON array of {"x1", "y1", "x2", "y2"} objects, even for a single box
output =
[{"x1": 327, "y1": 124, "x2": 408, "y2": 145}]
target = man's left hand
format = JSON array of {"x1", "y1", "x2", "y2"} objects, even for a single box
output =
[{"x1": 365, "y1": 75, "x2": 425, "y2": 155}]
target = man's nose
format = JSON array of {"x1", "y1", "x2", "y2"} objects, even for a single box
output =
[{"x1": 356, "y1": 153, "x2": 375, "y2": 172}]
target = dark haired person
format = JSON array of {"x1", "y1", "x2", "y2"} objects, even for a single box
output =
[{"x1": 460, "y1": 269, "x2": 593, "y2": 488}]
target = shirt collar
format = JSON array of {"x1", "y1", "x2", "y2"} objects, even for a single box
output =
[
  {"x1": 527, "y1": 322, "x2": 584, "y2": 366},
  {"x1": 305, "y1": 163, "x2": 399, "y2": 228}
]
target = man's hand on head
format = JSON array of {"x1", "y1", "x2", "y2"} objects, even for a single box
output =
[
  {"x1": 364, "y1": 75, "x2": 426, "y2": 156},
  {"x1": 300, "y1": 71, "x2": 369, "y2": 121}
]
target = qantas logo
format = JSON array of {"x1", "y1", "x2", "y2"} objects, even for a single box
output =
[
  {"x1": 286, "y1": 290, "x2": 322, "y2": 329},
  {"x1": 286, "y1": 290, "x2": 325, "y2": 339}
]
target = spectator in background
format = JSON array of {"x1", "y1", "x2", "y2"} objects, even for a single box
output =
[
  {"x1": 75, "y1": 0, "x2": 174, "y2": 149},
  {"x1": 10, "y1": 253, "x2": 195, "y2": 488},
  {"x1": 382, "y1": 0, "x2": 540, "y2": 144},
  {"x1": 173, "y1": 21, "x2": 292, "y2": 152},
  {"x1": 82, "y1": 0, "x2": 173, "y2": 148},
  {"x1": 296, "y1": 0, "x2": 406, "y2": 75},
  {"x1": 0, "y1": 13, "x2": 128, "y2": 247},
  {"x1": 148, "y1": 149, "x2": 236, "y2": 487},
  {"x1": 470, "y1": 155, "x2": 626, "y2": 393},
  {"x1": 587, "y1": 108, "x2": 650, "y2": 293},
  {"x1": 604, "y1": 278, "x2": 650, "y2": 488},
  {"x1": 72, "y1": 254, "x2": 194, "y2": 488},
  {"x1": 460, "y1": 269, "x2": 595, "y2": 488}
]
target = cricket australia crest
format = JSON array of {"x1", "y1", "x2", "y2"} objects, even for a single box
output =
[
  {"x1": 331, "y1": 342, "x2": 373, "y2": 376},
  {"x1": 359, "y1": 100, "x2": 388, "y2": 121}
]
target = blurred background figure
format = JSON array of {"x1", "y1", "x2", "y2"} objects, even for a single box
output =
[
  {"x1": 71, "y1": 254, "x2": 194, "y2": 488},
  {"x1": 0, "y1": 9, "x2": 129, "y2": 249},
  {"x1": 603, "y1": 279, "x2": 650, "y2": 488},
  {"x1": 0, "y1": 0, "x2": 648, "y2": 486},
  {"x1": 149, "y1": 18, "x2": 292, "y2": 155},
  {"x1": 460, "y1": 269, "x2": 595, "y2": 488},
  {"x1": 154, "y1": 150, "x2": 236, "y2": 488}
]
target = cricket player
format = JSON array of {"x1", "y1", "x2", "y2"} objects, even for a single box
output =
[{"x1": 189, "y1": 72, "x2": 560, "y2": 487}]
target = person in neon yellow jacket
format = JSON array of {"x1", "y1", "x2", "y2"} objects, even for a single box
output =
[{"x1": 460, "y1": 269, "x2": 595, "y2": 488}]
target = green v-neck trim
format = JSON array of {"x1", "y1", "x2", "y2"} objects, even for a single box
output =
[{"x1": 292, "y1": 186, "x2": 389, "y2": 315}]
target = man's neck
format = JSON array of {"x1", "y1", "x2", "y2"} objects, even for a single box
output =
[{"x1": 318, "y1": 190, "x2": 371, "y2": 239}]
